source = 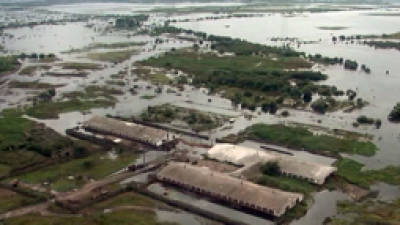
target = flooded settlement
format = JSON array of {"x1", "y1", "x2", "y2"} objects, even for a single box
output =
[{"x1": 0, "y1": 0, "x2": 400, "y2": 225}]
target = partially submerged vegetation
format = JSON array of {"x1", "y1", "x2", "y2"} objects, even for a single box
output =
[
  {"x1": 0, "y1": 189, "x2": 39, "y2": 213},
  {"x1": 64, "y1": 41, "x2": 146, "y2": 53},
  {"x1": 0, "y1": 55, "x2": 19, "y2": 75},
  {"x1": 87, "y1": 49, "x2": 139, "y2": 63},
  {"x1": 0, "y1": 109, "x2": 86, "y2": 177},
  {"x1": 354, "y1": 115, "x2": 381, "y2": 128},
  {"x1": 5, "y1": 206, "x2": 178, "y2": 225},
  {"x1": 141, "y1": 104, "x2": 228, "y2": 132},
  {"x1": 133, "y1": 66, "x2": 172, "y2": 85},
  {"x1": 57, "y1": 62, "x2": 103, "y2": 70},
  {"x1": 335, "y1": 158, "x2": 400, "y2": 188},
  {"x1": 317, "y1": 26, "x2": 348, "y2": 30},
  {"x1": 138, "y1": 47, "x2": 347, "y2": 112},
  {"x1": 26, "y1": 85, "x2": 122, "y2": 119},
  {"x1": 327, "y1": 199, "x2": 400, "y2": 225},
  {"x1": 364, "y1": 40, "x2": 400, "y2": 51},
  {"x1": 224, "y1": 123, "x2": 378, "y2": 157},
  {"x1": 15, "y1": 151, "x2": 137, "y2": 192},
  {"x1": 19, "y1": 65, "x2": 51, "y2": 76},
  {"x1": 26, "y1": 99, "x2": 115, "y2": 119},
  {"x1": 8, "y1": 80, "x2": 65, "y2": 89},
  {"x1": 389, "y1": 103, "x2": 400, "y2": 122}
]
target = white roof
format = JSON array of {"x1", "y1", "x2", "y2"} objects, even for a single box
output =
[{"x1": 207, "y1": 144, "x2": 336, "y2": 185}]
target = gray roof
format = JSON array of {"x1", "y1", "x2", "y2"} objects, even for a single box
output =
[
  {"x1": 157, "y1": 162, "x2": 303, "y2": 217},
  {"x1": 85, "y1": 116, "x2": 171, "y2": 146}
]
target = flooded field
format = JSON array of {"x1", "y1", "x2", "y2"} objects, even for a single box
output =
[{"x1": 1, "y1": 2, "x2": 400, "y2": 225}]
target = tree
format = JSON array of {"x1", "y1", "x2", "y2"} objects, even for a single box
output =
[
  {"x1": 303, "y1": 90, "x2": 312, "y2": 103},
  {"x1": 388, "y1": 103, "x2": 400, "y2": 122},
  {"x1": 232, "y1": 93, "x2": 242, "y2": 106},
  {"x1": 48, "y1": 88, "x2": 56, "y2": 97},
  {"x1": 346, "y1": 89, "x2": 357, "y2": 101},
  {"x1": 260, "y1": 161, "x2": 281, "y2": 176},
  {"x1": 30, "y1": 53, "x2": 38, "y2": 59},
  {"x1": 269, "y1": 101, "x2": 278, "y2": 114},
  {"x1": 311, "y1": 98, "x2": 329, "y2": 114},
  {"x1": 344, "y1": 59, "x2": 358, "y2": 70}
]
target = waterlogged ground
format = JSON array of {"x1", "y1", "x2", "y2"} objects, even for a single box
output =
[{"x1": 1, "y1": 3, "x2": 400, "y2": 225}]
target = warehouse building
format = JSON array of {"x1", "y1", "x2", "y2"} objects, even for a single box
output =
[
  {"x1": 207, "y1": 144, "x2": 336, "y2": 185},
  {"x1": 84, "y1": 116, "x2": 177, "y2": 150},
  {"x1": 157, "y1": 162, "x2": 303, "y2": 217}
]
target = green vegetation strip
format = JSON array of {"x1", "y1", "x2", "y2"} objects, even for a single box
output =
[
  {"x1": 8, "y1": 81, "x2": 65, "y2": 89},
  {"x1": 0, "y1": 188, "x2": 38, "y2": 213},
  {"x1": 64, "y1": 41, "x2": 146, "y2": 53},
  {"x1": 141, "y1": 104, "x2": 228, "y2": 132},
  {"x1": 328, "y1": 199, "x2": 400, "y2": 225},
  {"x1": 5, "y1": 209, "x2": 178, "y2": 225},
  {"x1": 138, "y1": 48, "x2": 333, "y2": 110},
  {"x1": 87, "y1": 50, "x2": 139, "y2": 63},
  {"x1": 26, "y1": 99, "x2": 115, "y2": 119},
  {"x1": 335, "y1": 158, "x2": 400, "y2": 188},
  {"x1": 14, "y1": 152, "x2": 137, "y2": 192},
  {"x1": 0, "y1": 109, "x2": 83, "y2": 176},
  {"x1": 57, "y1": 62, "x2": 103, "y2": 70},
  {"x1": 26, "y1": 85, "x2": 122, "y2": 119},
  {"x1": 19, "y1": 65, "x2": 51, "y2": 76},
  {"x1": 240, "y1": 123, "x2": 378, "y2": 157},
  {"x1": 0, "y1": 56, "x2": 19, "y2": 75}
]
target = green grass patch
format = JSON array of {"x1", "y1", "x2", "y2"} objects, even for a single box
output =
[
  {"x1": 137, "y1": 48, "x2": 341, "y2": 111},
  {"x1": 64, "y1": 41, "x2": 146, "y2": 53},
  {"x1": 87, "y1": 50, "x2": 139, "y2": 63},
  {"x1": 15, "y1": 152, "x2": 137, "y2": 192},
  {"x1": 57, "y1": 62, "x2": 103, "y2": 70},
  {"x1": 364, "y1": 40, "x2": 400, "y2": 51},
  {"x1": 335, "y1": 158, "x2": 400, "y2": 188},
  {"x1": 141, "y1": 103, "x2": 228, "y2": 132},
  {"x1": 5, "y1": 209, "x2": 178, "y2": 225},
  {"x1": 317, "y1": 26, "x2": 348, "y2": 30},
  {"x1": 0, "y1": 55, "x2": 19, "y2": 75},
  {"x1": 0, "y1": 108, "x2": 82, "y2": 176},
  {"x1": 92, "y1": 192, "x2": 154, "y2": 210},
  {"x1": 257, "y1": 174, "x2": 317, "y2": 195},
  {"x1": 8, "y1": 81, "x2": 65, "y2": 89},
  {"x1": 241, "y1": 123, "x2": 378, "y2": 157},
  {"x1": 0, "y1": 188, "x2": 38, "y2": 213},
  {"x1": 133, "y1": 67, "x2": 172, "y2": 85},
  {"x1": 26, "y1": 85, "x2": 123, "y2": 119},
  {"x1": 106, "y1": 80, "x2": 126, "y2": 86},
  {"x1": 19, "y1": 65, "x2": 51, "y2": 76},
  {"x1": 140, "y1": 95, "x2": 156, "y2": 100},
  {"x1": 63, "y1": 85, "x2": 123, "y2": 101},
  {"x1": 25, "y1": 99, "x2": 115, "y2": 119},
  {"x1": 327, "y1": 199, "x2": 400, "y2": 225}
]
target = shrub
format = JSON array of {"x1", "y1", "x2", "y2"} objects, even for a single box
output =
[
  {"x1": 388, "y1": 103, "x2": 400, "y2": 122},
  {"x1": 260, "y1": 161, "x2": 281, "y2": 176}
]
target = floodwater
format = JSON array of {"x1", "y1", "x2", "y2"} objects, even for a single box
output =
[
  {"x1": 44, "y1": 2, "x2": 245, "y2": 15},
  {"x1": 148, "y1": 183, "x2": 274, "y2": 225},
  {"x1": 292, "y1": 190, "x2": 349, "y2": 225},
  {"x1": 2, "y1": 5, "x2": 400, "y2": 225},
  {"x1": 2, "y1": 22, "x2": 137, "y2": 54}
]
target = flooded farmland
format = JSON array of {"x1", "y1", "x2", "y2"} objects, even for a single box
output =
[{"x1": 0, "y1": 1, "x2": 400, "y2": 225}]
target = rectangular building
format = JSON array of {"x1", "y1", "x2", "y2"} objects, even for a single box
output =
[
  {"x1": 208, "y1": 144, "x2": 336, "y2": 185},
  {"x1": 84, "y1": 116, "x2": 176, "y2": 149},
  {"x1": 157, "y1": 162, "x2": 303, "y2": 217}
]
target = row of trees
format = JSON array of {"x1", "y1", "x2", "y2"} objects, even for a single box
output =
[{"x1": 18, "y1": 52, "x2": 55, "y2": 60}]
